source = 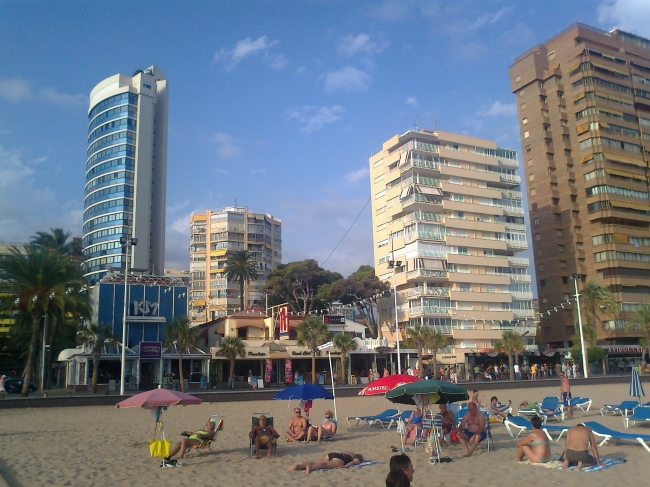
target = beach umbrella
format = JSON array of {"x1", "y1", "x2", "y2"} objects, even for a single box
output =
[
  {"x1": 272, "y1": 383, "x2": 333, "y2": 401},
  {"x1": 630, "y1": 367, "x2": 645, "y2": 404},
  {"x1": 385, "y1": 380, "x2": 469, "y2": 406},
  {"x1": 116, "y1": 387, "x2": 202, "y2": 421},
  {"x1": 358, "y1": 374, "x2": 421, "y2": 396}
]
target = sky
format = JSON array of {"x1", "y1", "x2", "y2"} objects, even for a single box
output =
[{"x1": 1, "y1": 0, "x2": 650, "y2": 282}]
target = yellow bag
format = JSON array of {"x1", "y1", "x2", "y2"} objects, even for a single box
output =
[{"x1": 149, "y1": 422, "x2": 171, "y2": 458}]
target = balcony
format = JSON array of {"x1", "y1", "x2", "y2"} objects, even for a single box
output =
[
  {"x1": 448, "y1": 271, "x2": 510, "y2": 285},
  {"x1": 407, "y1": 306, "x2": 453, "y2": 317},
  {"x1": 501, "y1": 189, "x2": 523, "y2": 200},
  {"x1": 509, "y1": 274, "x2": 532, "y2": 283},
  {"x1": 500, "y1": 205, "x2": 525, "y2": 216},
  {"x1": 511, "y1": 291, "x2": 534, "y2": 300},
  {"x1": 401, "y1": 194, "x2": 443, "y2": 211},
  {"x1": 504, "y1": 222, "x2": 526, "y2": 232},
  {"x1": 500, "y1": 174, "x2": 521, "y2": 185},
  {"x1": 401, "y1": 287, "x2": 450, "y2": 298},
  {"x1": 498, "y1": 156, "x2": 519, "y2": 168},
  {"x1": 405, "y1": 269, "x2": 448, "y2": 281},
  {"x1": 513, "y1": 309, "x2": 535, "y2": 318},
  {"x1": 449, "y1": 290, "x2": 512, "y2": 303},
  {"x1": 506, "y1": 240, "x2": 528, "y2": 249}
]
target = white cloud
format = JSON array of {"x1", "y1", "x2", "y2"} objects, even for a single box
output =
[
  {"x1": 466, "y1": 7, "x2": 512, "y2": 31},
  {"x1": 345, "y1": 167, "x2": 369, "y2": 185},
  {"x1": 167, "y1": 199, "x2": 190, "y2": 214},
  {"x1": 214, "y1": 36, "x2": 287, "y2": 70},
  {"x1": 324, "y1": 67, "x2": 371, "y2": 93},
  {"x1": 212, "y1": 132, "x2": 241, "y2": 157},
  {"x1": 406, "y1": 96, "x2": 418, "y2": 107},
  {"x1": 164, "y1": 212, "x2": 192, "y2": 270},
  {"x1": 287, "y1": 105, "x2": 345, "y2": 134},
  {"x1": 338, "y1": 34, "x2": 386, "y2": 57},
  {"x1": 598, "y1": 0, "x2": 650, "y2": 36},
  {"x1": 250, "y1": 168, "x2": 266, "y2": 177},
  {"x1": 477, "y1": 101, "x2": 517, "y2": 117},
  {"x1": 0, "y1": 78, "x2": 85, "y2": 106}
]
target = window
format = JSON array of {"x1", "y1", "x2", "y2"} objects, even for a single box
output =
[
  {"x1": 522, "y1": 118, "x2": 528, "y2": 125},
  {"x1": 525, "y1": 145, "x2": 532, "y2": 153},
  {"x1": 548, "y1": 51, "x2": 556, "y2": 60},
  {"x1": 544, "y1": 327, "x2": 551, "y2": 335},
  {"x1": 520, "y1": 90, "x2": 525, "y2": 97},
  {"x1": 535, "y1": 233, "x2": 541, "y2": 241},
  {"x1": 524, "y1": 131, "x2": 530, "y2": 139},
  {"x1": 516, "y1": 75, "x2": 521, "y2": 83},
  {"x1": 532, "y1": 203, "x2": 538, "y2": 211},
  {"x1": 542, "y1": 296, "x2": 548, "y2": 303},
  {"x1": 529, "y1": 174, "x2": 535, "y2": 181},
  {"x1": 556, "y1": 229, "x2": 563, "y2": 237},
  {"x1": 562, "y1": 276, "x2": 568, "y2": 284},
  {"x1": 560, "y1": 261, "x2": 567, "y2": 268},
  {"x1": 527, "y1": 159, "x2": 533, "y2": 167},
  {"x1": 533, "y1": 218, "x2": 539, "y2": 226},
  {"x1": 540, "y1": 279, "x2": 547, "y2": 287},
  {"x1": 531, "y1": 188, "x2": 536, "y2": 196},
  {"x1": 552, "y1": 198, "x2": 560, "y2": 205},
  {"x1": 554, "y1": 213, "x2": 562, "y2": 221},
  {"x1": 521, "y1": 102, "x2": 526, "y2": 110},
  {"x1": 557, "y1": 244, "x2": 565, "y2": 252},
  {"x1": 548, "y1": 167, "x2": 556, "y2": 174},
  {"x1": 540, "y1": 95, "x2": 547, "y2": 102}
]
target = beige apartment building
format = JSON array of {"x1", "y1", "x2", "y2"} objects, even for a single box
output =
[
  {"x1": 510, "y1": 24, "x2": 650, "y2": 349},
  {"x1": 189, "y1": 207, "x2": 281, "y2": 324},
  {"x1": 369, "y1": 129, "x2": 536, "y2": 369}
]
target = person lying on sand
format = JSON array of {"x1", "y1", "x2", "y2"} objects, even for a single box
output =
[
  {"x1": 562, "y1": 425, "x2": 601, "y2": 470},
  {"x1": 287, "y1": 452, "x2": 363, "y2": 474}
]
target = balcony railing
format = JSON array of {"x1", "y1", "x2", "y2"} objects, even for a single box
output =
[
  {"x1": 498, "y1": 156, "x2": 519, "y2": 168},
  {"x1": 406, "y1": 269, "x2": 448, "y2": 279},
  {"x1": 501, "y1": 189, "x2": 523, "y2": 199},
  {"x1": 506, "y1": 240, "x2": 528, "y2": 249},
  {"x1": 504, "y1": 222, "x2": 526, "y2": 232},
  {"x1": 500, "y1": 205, "x2": 525, "y2": 215},
  {"x1": 362, "y1": 338, "x2": 389, "y2": 350},
  {"x1": 401, "y1": 194, "x2": 443, "y2": 207},
  {"x1": 510, "y1": 274, "x2": 532, "y2": 283},
  {"x1": 511, "y1": 291, "x2": 534, "y2": 299},
  {"x1": 407, "y1": 306, "x2": 453, "y2": 316},
  {"x1": 401, "y1": 287, "x2": 450, "y2": 298},
  {"x1": 500, "y1": 174, "x2": 521, "y2": 184},
  {"x1": 508, "y1": 256, "x2": 529, "y2": 266},
  {"x1": 513, "y1": 309, "x2": 535, "y2": 318}
]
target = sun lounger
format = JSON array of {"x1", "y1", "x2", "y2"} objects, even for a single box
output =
[
  {"x1": 582, "y1": 421, "x2": 650, "y2": 453},
  {"x1": 504, "y1": 416, "x2": 569, "y2": 441},
  {"x1": 600, "y1": 400, "x2": 639, "y2": 417},
  {"x1": 346, "y1": 408, "x2": 399, "y2": 427},
  {"x1": 569, "y1": 397, "x2": 592, "y2": 412},
  {"x1": 538, "y1": 397, "x2": 564, "y2": 422},
  {"x1": 624, "y1": 406, "x2": 650, "y2": 429},
  {"x1": 386, "y1": 410, "x2": 414, "y2": 430}
]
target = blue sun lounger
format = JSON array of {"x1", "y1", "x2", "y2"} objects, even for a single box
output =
[
  {"x1": 582, "y1": 421, "x2": 650, "y2": 454},
  {"x1": 624, "y1": 406, "x2": 650, "y2": 429},
  {"x1": 346, "y1": 408, "x2": 399, "y2": 427},
  {"x1": 386, "y1": 410, "x2": 414, "y2": 430},
  {"x1": 503, "y1": 415, "x2": 569, "y2": 441},
  {"x1": 600, "y1": 400, "x2": 639, "y2": 417},
  {"x1": 569, "y1": 397, "x2": 592, "y2": 411}
]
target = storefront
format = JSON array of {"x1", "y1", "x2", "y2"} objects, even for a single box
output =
[{"x1": 604, "y1": 345, "x2": 646, "y2": 374}]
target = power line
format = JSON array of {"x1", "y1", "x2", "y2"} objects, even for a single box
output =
[{"x1": 321, "y1": 197, "x2": 371, "y2": 268}]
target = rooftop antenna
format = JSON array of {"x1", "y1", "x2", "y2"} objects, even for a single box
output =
[
  {"x1": 413, "y1": 113, "x2": 419, "y2": 131},
  {"x1": 434, "y1": 119, "x2": 439, "y2": 131}
]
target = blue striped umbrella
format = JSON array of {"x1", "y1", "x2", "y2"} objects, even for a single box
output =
[{"x1": 630, "y1": 367, "x2": 645, "y2": 404}]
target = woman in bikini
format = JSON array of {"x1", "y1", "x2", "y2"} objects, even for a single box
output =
[
  {"x1": 287, "y1": 452, "x2": 363, "y2": 474},
  {"x1": 305, "y1": 410, "x2": 337, "y2": 443},
  {"x1": 511, "y1": 416, "x2": 552, "y2": 463},
  {"x1": 404, "y1": 406, "x2": 424, "y2": 445}
]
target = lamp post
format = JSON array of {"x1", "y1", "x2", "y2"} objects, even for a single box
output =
[
  {"x1": 318, "y1": 341, "x2": 337, "y2": 421},
  {"x1": 387, "y1": 259, "x2": 402, "y2": 375},
  {"x1": 120, "y1": 236, "x2": 138, "y2": 396},
  {"x1": 570, "y1": 273, "x2": 589, "y2": 379}
]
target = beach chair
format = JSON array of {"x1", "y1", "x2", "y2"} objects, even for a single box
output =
[
  {"x1": 582, "y1": 421, "x2": 650, "y2": 454},
  {"x1": 386, "y1": 410, "x2": 414, "y2": 430},
  {"x1": 538, "y1": 397, "x2": 564, "y2": 423},
  {"x1": 504, "y1": 416, "x2": 569, "y2": 441},
  {"x1": 306, "y1": 418, "x2": 338, "y2": 442},
  {"x1": 249, "y1": 413, "x2": 278, "y2": 458},
  {"x1": 346, "y1": 408, "x2": 398, "y2": 427},
  {"x1": 624, "y1": 406, "x2": 650, "y2": 429},
  {"x1": 600, "y1": 400, "x2": 639, "y2": 417},
  {"x1": 185, "y1": 415, "x2": 223, "y2": 454},
  {"x1": 413, "y1": 412, "x2": 434, "y2": 452},
  {"x1": 569, "y1": 397, "x2": 592, "y2": 412}
]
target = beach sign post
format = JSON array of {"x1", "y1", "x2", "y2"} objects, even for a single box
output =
[{"x1": 318, "y1": 341, "x2": 337, "y2": 421}]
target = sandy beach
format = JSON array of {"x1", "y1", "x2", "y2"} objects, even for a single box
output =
[{"x1": 0, "y1": 382, "x2": 647, "y2": 487}]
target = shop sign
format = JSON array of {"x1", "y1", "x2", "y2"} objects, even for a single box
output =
[
  {"x1": 132, "y1": 300, "x2": 159, "y2": 316},
  {"x1": 279, "y1": 305, "x2": 290, "y2": 336},
  {"x1": 140, "y1": 341, "x2": 162, "y2": 359},
  {"x1": 265, "y1": 359, "x2": 272, "y2": 383},
  {"x1": 285, "y1": 359, "x2": 292, "y2": 383}
]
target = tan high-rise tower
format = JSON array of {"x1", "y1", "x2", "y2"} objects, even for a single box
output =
[{"x1": 510, "y1": 24, "x2": 650, "y2": 348}]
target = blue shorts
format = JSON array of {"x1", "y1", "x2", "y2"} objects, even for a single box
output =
[
  {"x1": 464, "y1": 430, "x2": 487, "y2": 442},
  {"x1": 562, "y1": 392, "x2": 572, "y2": 407}
]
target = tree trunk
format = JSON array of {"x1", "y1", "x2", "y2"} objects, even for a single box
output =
[
  {"x1": 340, "y1": 357, "x2": 347, "y2": 384},
  {"x1": 178, "y1": 352, "x2": 185, "y2": 392},
  {"x1": 311, "y1": 351, "x2": 317, "y2": 384},
  {"x1": 229, "y1": 358, "x2": 235, "y2": 386},
  {"x1": 239, "y1": 278, "x2": 245, "y2": 311},
  {"x1": 417, "y1": 347, "x2": 424, "y2": 378},
  {"x1": 508, "y1": 353, "x2": 515, "y2": 381},
  {"x1": 22, "y1": 313, "x2": 41, "y2": 397},
  {"x1": 432, "y1": 351, "x2": 438, "y2": 381},
  {"x1": 91, "y1": 348, "x2": 100, "y2": 393},
  {"x1": 44, "y1": 313, "x2": 59, "y2": 390}
]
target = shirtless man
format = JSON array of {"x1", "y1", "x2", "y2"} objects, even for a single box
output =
[
  {"x1": 470, "y1": 389, "x2": 483, "y2": 407},
  {"x1": 250, "y1": 415, "x2": 279, "y2": 459},
  {"x1": 458, "y1": 402, "x2": 486, "y2": 457},
  {"x1": 562, "y1": 424, "x2": 601, "y2": 470},
  {"x1": 285, "y1": 407, "x2": 308, "y2": 442},
  {"x1": 560, "y1": 371, "x2": 573, "y2": 419}
]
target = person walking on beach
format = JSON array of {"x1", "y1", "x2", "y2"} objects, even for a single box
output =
[
  {"x1": 562, "y1": 425, "x2": 601, "y2": 470},
  {"x1": 287, "y1": 452, "x2": 363, "y2": 474},
  {"x1": 560, "y1": 371, "x2": 573, "y2": 419}
]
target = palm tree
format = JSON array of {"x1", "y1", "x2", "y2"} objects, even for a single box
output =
[
  {"x1": 0, "y1": 244, "x2": 84, "y2": 396},
  {"x1": 404, "y1": 323, "x2": 434, "y2": 378},
  {"x1": 493, "y1": 330, "x2": 525, "y2": 381},
  {"x1": 332, "y1": 333, "x2": 357, "y2": 384},
  {"x1": 580, "y1": 281, "x2": 617, "y2": 336},
  {"x1": 164, "y1": 316, "x2": 198, "y2": 393},
  {"x1": 629, "y1": 304, "x2": 650, "y2": 370},
  {"x1": 217, "y1": 336, "x2": 246, "y2": 387},
  {"x1": 428, "y1": 330, "x2": 448, "y2": 380},
  {"x1": 224, "y1": 250, "x2": 258, "y2": 311},
  {"x1": 79, "y1": 323, "x2": 115, "y2": 393},
  {"x1": 31, "y1": 228, "x2": 82, "y2": 259},
  {"x1": 296, "y1": 316, "x2": 329, "y2": 384}
]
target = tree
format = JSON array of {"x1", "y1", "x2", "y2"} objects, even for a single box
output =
[
  {"x1": 31, "y1": 228, "x2": 83, "y2": 259},
  {"x1": 164, "y1": 316, "x2": 198, "y2": 393},
  {"x1": 332, "y1": 333, "x2": 357, "y2": 384},
  {"x1": 403, "y1": 324, "x2": 434, "y2": 378},
  {"x1": 296, "y1": 316, "x2": 329, "y2": 383},
  {"x1": 79, "y1": 323, "x2": 115, "y2": 393},
  {"x1": 224, "y1": 250, "x2": 258, "y2": 311},
  {"x1": 580, "y1": 281, "x2": 617, "y2": 337},
  {"x1": 428, "y1": 330, "x2": 448, "y2": 381},
  {"x1": 628, "y1": 304, "x2": 650, "y2": 370},
  {"x1": 493, "y1": 330, "x2": 525, "y2": 381},
  {"x1": 0, "y1": 244, "x2": 85, "y2": 396},
  {"x1": 217, "y1": 336, "x2": 246, "y2": 386}
]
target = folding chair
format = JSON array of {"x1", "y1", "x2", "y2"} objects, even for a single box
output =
[
  {"x1": 249, "y1": 413, "x2": 278, "y2": 458},
  {"x1": 185, "y1": 414, "x2": 223, "y2": 454}
]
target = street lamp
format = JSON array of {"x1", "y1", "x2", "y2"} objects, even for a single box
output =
[
  {"x1": 120, "y1": 236, "x2": 138, "y2": 395},
  {"x1": 570, "y1": 273, "x2": 589, "y2": 379},
  {"x1": 387, "y1": 259, "x2": 402, "y2": 375},
  {"x1": 318, "y1": 340, "x2": 337, "y2": 421}
]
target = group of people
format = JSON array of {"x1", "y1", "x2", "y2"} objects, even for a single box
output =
[
  {"x1": 285, "y1": 407, "x2": 337, "y2": 445},
  {"x1": 471, "y1": 361, "x2": 580, "y2": 381}
]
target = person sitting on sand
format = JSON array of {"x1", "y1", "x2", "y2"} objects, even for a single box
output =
[
  {"x1": 486, "y1": 396, "x2": 509, "y2": 423},
  {"x1": 163, "y1": 418, "x2": 217, "y2": 465},
  {"x1": 249, "y1": 415, "x2": 279, "y2": 459},
  {"x1": 404, "y1": 406, "x2": 424, "y2": 445},
  {"x1": 287, "y1": 452, "x2": 363, "y2": 474},
  {"x1": 387, "y1": 453, "x2": 414, "y2": 486},
  {"x1": 511, "y1": 416, "x2": 551, "y2": 463},
  {"x1": 306, "y1": 410, "x2": 337, "y2": 443},
  {"x1": 438, "y1": 404, "x2": 456, "y2": 441},
  {"x1": 562, "y1": 424, "x2": 601, "y2": 470},
  {"x1": 285, "y1": 407, "x2": 308, "y2": 442},
  {"x1": 458, "y1": 402, "x2": 486, "y2": 457}
]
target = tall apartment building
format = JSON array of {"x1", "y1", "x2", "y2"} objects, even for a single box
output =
[
  {"x1": 189, "y1": 207, "x2": 282, "y2": 324},
  {"x1": 510, "y1": 24, "x2": 650, "y2": 347},
  {"x1": 369, "y1": 129, "x2": 536, "y2": 367},
  {"x1": 82, "y1": 65, "x2": 168, "y2": 285}
]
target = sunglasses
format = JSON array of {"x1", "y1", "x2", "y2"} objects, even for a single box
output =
[
  {"x1": 294, "y1": 410, "x2": 301, "y2": 413},
  {"x1": 325, "y1": 416, "x2": 331, "y2": 419}
]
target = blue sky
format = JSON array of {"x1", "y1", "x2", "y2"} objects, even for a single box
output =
[{"x1": 1, "y1": 0, "x2": 650, "y2": 280}]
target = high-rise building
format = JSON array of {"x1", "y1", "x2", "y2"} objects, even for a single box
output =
[
  {"x1": 82, "y1": 65, "x2": 168, "y2": 284},
  {"x1": 189, "y1": 207, "x2": 282, "y2": 324},
  {"x1": 510, "y1": 24, "x2": 650, "y2": 347},
  {"x1": 369, "y1": 129, "x2": 536, "y2": 368}
]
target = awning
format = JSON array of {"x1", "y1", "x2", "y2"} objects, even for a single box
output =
[
  {"x1": 596, "y1": 106, "x2": 623, "y2": 116},
  {"x1": 399, "y1": 151, "x2": 408, "y2": 166},
  {"x1": 576, "y1": 123, "x2": 590, "y2": 135},
  {"x1": 598, "y1": 120, "x2": 610, "y2": 128},
  {"x1": 416, "y1": 185, "x2": 443, "y2": 196},
  {"x1": 270, "y1": 351, "x2": 289, "y2": 359},
  {"x1": 611, "y1": 200, "x2": 650, "y2": 211},
  {"x1": 573, "y1": 92, "x2": 586, "y2": 103},
  {"x1": 591, "y1": 61, "x2": 629, "y2": 76},
  {"x1": 421, "y1": 259, "x2": 445, "y2": 270},
  {"x1": 210, "y1": 249, "x2": 227, "y2": 256},
  {"x1": 603, "y1": 152, "x2": 646, "y2": 167},
  {"x1": 606, "y1": 168, "x2": 646, "y2": 180},
  {"x1": 579, "y1": 153, "x2": 594, "y2": 163},
  {"x1": 400, "y1": 186, "x2": 412, "y2": 198}
]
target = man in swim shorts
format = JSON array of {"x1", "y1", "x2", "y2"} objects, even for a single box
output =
[
  {"x1": 250, "y1": 415, "x2": 279, "y2": 459},
  {"x1": 560, "y1": 371, "x2": 573, "y2": 419},
  {"x1": 458, "y1": 402, "x2": 486, "y2": 457},
  {"x1": 562, "y1": 424, "x2": 601, "y2": 470}
]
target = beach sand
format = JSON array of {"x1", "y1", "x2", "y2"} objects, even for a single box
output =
[{"x1": 0, "y1": 382, "x2": 646, "y2": 487}]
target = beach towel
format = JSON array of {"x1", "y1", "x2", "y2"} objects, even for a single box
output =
[
  {"x1": 313, "y1": 461, "x2": 380, "y2": 472},
  {"x1": 520, "y1": 456, "x2": 626, "y2": 472}
]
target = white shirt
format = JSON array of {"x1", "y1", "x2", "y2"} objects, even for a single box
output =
[{"x1": 514, "y1": 364, "x2": 520, "y2": 373}]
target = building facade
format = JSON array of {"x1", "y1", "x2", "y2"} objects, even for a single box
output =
[
  {"x1": 369, "y1": 129, "x2": 536, "y2": 371},
  {"x1": 82, "y1": 65, "x2": 169, "y2": 284},
  {"x1": 189, "y1": 207, "x2": 282, "y2": 324},
  {"x1": 510, "y1": 24, "x2": 650, "y2": 348}
]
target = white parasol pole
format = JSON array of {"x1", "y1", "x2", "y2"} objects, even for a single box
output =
[{"x1": 319, "y1": 341, "x2": 337, "y2": 420}]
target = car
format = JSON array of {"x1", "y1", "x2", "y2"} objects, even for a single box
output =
[{"x1": 3, "y1": 377, "x2": 37, "y2": 393}]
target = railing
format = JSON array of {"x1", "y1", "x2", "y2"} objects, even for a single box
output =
[
  {"x1": 498, "y1": 156, "x2": 519, "y2": 168},
  {"x1": 510, "y1": 274, "x2": 532, "y2": 283},
  {"x1": 401, "y1": 194, "x2": 443, "y2": 207},
  {"x1": 401, "y1": 287, "x2": 450, "y2": 298},
  {"x1": 501, "y1": 206, "x2": 525, "y2": 215},
  {"x1": 511, "y1": 291, "x2": 534, "y2": 299},
  {"x1": 407, "y1": 306, "x2": 453, "y2": 316},
  {"x1": 456, "y1": 306, "x2": 475, "y2": 310},
  {"x1": 506, "y1": 240, "x2": 528, "y2": 249},
  {"x1": 406, "y1": 269, "x2": 448, "y2": 279},
  {"x1": 508, "y1": 256, "x2": 529, "y2": 266},
  {"x1": 402, "y1": 211, "x2": 444, "y2": 224},
  {"x1": 422, "y1": 343, "x2": 454, "y2": 353},
  {"x1": 513, "y1": 309, "x2": 535, "y2": 318},
  {"x1": 405, "y1": 231, "x2": 446, "y2": 241},
  {"x1": 504, "y1": 222, "x2": 526, "y2": 232},
  {"x1": 500, "y1": 174, "x2": 521, "y2": 184},
  {"x1": 363, "y1": 338, "x2": 389, "y2": 350},
  {"x1": 501, "y1": 189, "x2": 523, "y2": 199},
  {"x1": 415, "y1": 249, "x2": 446, "y2": 259}
]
